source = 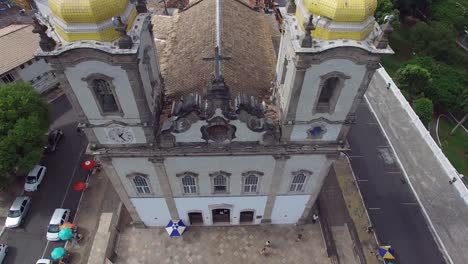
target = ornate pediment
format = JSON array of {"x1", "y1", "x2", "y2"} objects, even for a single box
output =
[{"x1": 201, "y1": 116, "x2": 236, "y2": 143}]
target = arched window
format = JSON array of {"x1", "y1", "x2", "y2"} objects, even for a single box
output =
[
  {"x1": 210, "y1": 171, "x2": 231, "y2": 194},
  {"x1": 241, "y1": 170, "x2": 264, "y2": 193},
  {"x1": 316, "y1": 72, "x2": 349, "y2": 114},
  {"x1": 289, "y1": 170, "x2": 312, "y2": 192},
  {"x1": 92, "y1": 79, "x2": 119, "y2": 113},
  {"x1": 182, "y1": 175, "x2": 197, "y2": 194},
  {"x1": 213, "y1": 175, "x2": 227, "y2": 193},
  {"x1": 133, "y1": 175, "x2": 151, "y2": 194}
]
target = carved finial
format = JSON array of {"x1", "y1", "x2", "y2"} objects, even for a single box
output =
[
  {"x1": 374, "y1": 15, "x2": 394, "y2": 49},
  {"x1": 32, "y1": 15, "x2": 56, "y2": 52},
  {"x1": 135, "y1": 0, "x2": 148, "y2": 13},
  {"x1": 286, "y1": 0, "x2": 296, "y2": 14},
  {"x1": 301, "y1": 15, "x2": 315, "y2": 48},
  {"x1": 112, "y1": 16, "x2": 133, "y2": 49}
]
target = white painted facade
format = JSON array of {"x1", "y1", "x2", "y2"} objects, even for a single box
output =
[{"x1": 131, "y1": 198, "x2": 171, "y2": 226}]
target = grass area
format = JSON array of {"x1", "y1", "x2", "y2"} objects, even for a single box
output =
[{"x1": 438, "y1": 118, "x2": 468, "y2": 180}]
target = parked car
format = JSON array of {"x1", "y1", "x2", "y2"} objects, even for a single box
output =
[
  {"x1": 46, "y1": 208, "x2": 70, "y2": 241},
  {"x1": 44, "y1": 129, "x2": 64, "y2": 153},
  {"x1": 24, "y1": 165, "x2": 46, "y2": 192},
  {"x1": 36, "y1": 259, "x2": 51, "y2": 264},
  {"x1": 5, "y1": 196, "x2": 32, "y2": 228},
  {"x1": 0, "y1": 244, "x2": 8, "y2": 263}
]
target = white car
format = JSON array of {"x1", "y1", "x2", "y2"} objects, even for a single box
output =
[
  {"x1": 0, "y1": 244, "x2": 8, "y2": 263},
  {"x1": 36, "y1": 259, "x2": 51, "y2": 264},
  {"x1": 24, "y1": 165, "x2": 46, "y2": 192},
  {"x1": 5, "y1": 196, "x2": 32, "y2": 228},
  {"x1": 46, "y1": 208, "x2": 70, "y2": 241}
]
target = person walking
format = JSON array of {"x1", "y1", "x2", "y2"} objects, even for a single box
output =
[
  {"x1": 295, "y1": 234, "x2": 303, "y2": 242},
  {"x1": 312, "y1": 213, "x2": 319, "y2": 224},
  {"x1": 265, "y1": 241, "x2": 271, "y2": 248}
]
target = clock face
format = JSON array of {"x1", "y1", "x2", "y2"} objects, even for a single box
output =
[{"x1": 107, "y1": 127, "x2": 135, "y2": 144}]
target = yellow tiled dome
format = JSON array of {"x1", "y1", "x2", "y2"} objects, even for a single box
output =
[
  {"x1": 49, "y1": 0, "x2": 129, "y2": 24},
  {"x1": 304, "y1": 0, "x2": 377, "y2": 22}
]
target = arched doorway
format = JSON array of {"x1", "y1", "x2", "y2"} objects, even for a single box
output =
[{"x1": 212, "y1": 208, "x2": 230, "y2": 224}]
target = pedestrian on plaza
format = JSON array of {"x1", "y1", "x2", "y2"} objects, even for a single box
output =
[
  {"x1": 265, "y1": 240, "x2": 271, "y2": 248},
  {"x1": 386, "y1": 82, "x2": 391, "y2": 90},
  {"x1": 312, "y1": 213, "x2": 319, "y2": 224},
  {"x1": 295, "y1": 234, "x2": 302, "y2": 242}
]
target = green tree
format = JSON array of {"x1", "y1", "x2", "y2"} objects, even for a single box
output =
[
  {"x1": 375, "y1": 0, "x2": 399, "y2": 24},
  {"x1": 413, "y1": 97, "x2": 433, "y2": 125},
  {"x1": 0, "y1": 82, "x2": 49, "y2": 186},
  {"x1": 395, "y1": 64, "x2": 432, "y2": 100}
]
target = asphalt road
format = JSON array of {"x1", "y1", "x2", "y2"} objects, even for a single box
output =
[
  {"x1": 348, "y1": 101, "x2": 446, "y2": 263},
  {"x1": 1, "y1": 95, "x2": 88, "y2": 264}
]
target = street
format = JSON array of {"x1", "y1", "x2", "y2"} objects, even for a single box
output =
[
  {"x1": 348, "y1": 101, "x2": 446, "y2": 263},
  {"x1": 0, "y1": 95, "x2": 87, "y2": 264}
]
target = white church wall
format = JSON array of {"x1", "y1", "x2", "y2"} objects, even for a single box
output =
[
  {"x1": 137, "y1": 29, "x2": 157, "y2": 112},
  {"x1": 277, "y1": 155, "x2": 328, "y2": 194},
  {"x1": 271, "y1": 194, "x2": 310, "y2": 224},
  {"x1": 64, "y1": 60, "x2": 141, "y2": 123},
  {"x1": 92, "y1": 126, "x2": 147, "y2": 144},
  {"x1": 174, "y1": 196, "x2": 268, "y2": 225},
  {"x1": 112, "y1": 157, "x2": 163, "y2": 197},
  {"x1": 131, "y1": 198, "x2": 171, "y2": 226},
  {"x1": 290, "y1": 123, "x2": 341, "y2": 141},
  {"x1": 164, "y1": 156, "x2": 275, "y2": 197},
  {"x1": 17, "y1": 58, "x2": 50, "y2": 82},
  {"x1": 296, "y1": 59, "x2": 366, "y2": 122}
]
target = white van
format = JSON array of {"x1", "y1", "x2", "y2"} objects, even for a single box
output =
[{"x1": 46, "y1": 208, "x2": 70, "y2": 241}]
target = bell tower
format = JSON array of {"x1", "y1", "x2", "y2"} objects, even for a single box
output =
[
  {"x1": 35, "y1": 0, "x2": 162, "y2": 147},
  {"x1": 275, "y1": 0, "x2": 393, "y2": 143}
]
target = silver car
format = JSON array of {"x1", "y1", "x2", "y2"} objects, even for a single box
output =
[
  {"x1": 5, "y1": 196, "x2": 32, "y2": 228},
  {"x1": 0, "y1": 244, "x2": 8, "y2": 263}
]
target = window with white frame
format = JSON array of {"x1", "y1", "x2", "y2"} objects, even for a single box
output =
[
  {"x1": 241, "y1": 170, "x2": 264, "y2": 193},
  {"x1": 1, "y1": 73, "x2": 15, "y2": 84},
  {"x1": 210, "y1": 171, "x2": 231, "y2": 194},
  {"x1": 133, "y1": 175, "x2": 151, "y2": 194},
  {"x1": 289, "y1": 170, "x2": 312, "y2": 192},
  {"x1": 182, "y1": 175, "x2": 197, "y2": 194}
]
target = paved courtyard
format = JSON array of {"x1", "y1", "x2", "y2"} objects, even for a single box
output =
[{"x1": 115, "y1": 224, "x2": 331, "y2": 264}]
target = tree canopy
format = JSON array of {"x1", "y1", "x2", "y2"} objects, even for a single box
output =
[
  {"x1": 413, "y1": 97, "x2": 434, "y2": 125},
  {"x1": 395, "y1": 64, "x2": 432, "y2": 101},
  {"x1": 0, "y1": 82, "x2": 49, "y2": 186}
]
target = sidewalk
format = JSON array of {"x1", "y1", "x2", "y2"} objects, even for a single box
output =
[
  {"x1": 366, "y1": 69, "x2": 468, "y2": 263},
  {"x1": 66, "y1": 170, "x2": 120, "y2": 264}
]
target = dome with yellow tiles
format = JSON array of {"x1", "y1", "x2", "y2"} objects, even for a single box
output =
[
  {"x1": 48, "y1": 0, "x2": 137, "y2": 42},
  {"x1": 304, "y1": 0, "x2": 377, "y2": 22},
  {"x1": 296, "y1": 0, "x2": 378, "y2": 41}
]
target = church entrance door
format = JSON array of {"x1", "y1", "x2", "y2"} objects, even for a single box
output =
[
  {"x1": 188, "y1": 212, "x2": 203, "y2": 225},
  {"x1": 212, "y1": 208, "x2": 230, "y2": 224},
  {"x1": 239, "y1": 211, "x2": 254, "y2": 223}
]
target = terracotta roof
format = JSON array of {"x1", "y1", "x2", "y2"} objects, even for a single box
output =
[
  {"x1": 160, "y1": 0, "x2": 278, "y2": 100},
  {"x1": 0, "y1": 24, "x2": 38, "y2": 74}
]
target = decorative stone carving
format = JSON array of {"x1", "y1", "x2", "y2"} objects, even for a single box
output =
[
  {"x1": 112, "y1": 16, "x2": 133, "y2": 49},
  {"x1": 301, "y1": 15, "x2": 315, "y2": 48},
  {"x1": 201, "y1": 116, "x2": 236, "y2": 143},
  {"x1": 307, "y1": 123, "x2": 327, "y2": 139},
  {"x1": 286, "y1": 0, "x2": 296, "y2": 13},
  {"x1": 135, "y1": 0, "x2": 148, "y2": 13},
  {"x1": 176, "y1": 171, "x2": 198, "y2": 178},
  {"x1": 374, "y1": 15, "x2": 395, "y2": 49},
  {"x1": 159, "y1": 132, "x2": 175, "y2": 148},
  {"x1": 32, "y1": 16, "x2": 56, "y2": 52},
  {"x1": 292, "y1": 169, "x2": 313, "y2": 177}
]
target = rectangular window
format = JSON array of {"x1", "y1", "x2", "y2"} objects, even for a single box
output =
[
  {"x1": 133, "y1": 176, "x2": 151, "y2": 194},
  {"x1": 1, "y1": 73, "x2": 15, "y2": 83}
]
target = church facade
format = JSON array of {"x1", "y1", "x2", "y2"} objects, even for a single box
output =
[{"x1": 35, "y1": 0, "x2": 392, "y2": 226}]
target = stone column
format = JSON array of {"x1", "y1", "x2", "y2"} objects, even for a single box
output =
[
  {"x1": 298, "y1": 155, "x2": 335, "y2": 224},
  {"x1": 262, "y1": 155, "x2": 290, "y2": 223},
  {"x1": 281, "y1": 66, "x2": 307, "y2": 141},
  {"x1": 99, "y1": 156, "x2": 144, "y2": 226},
  {"x1": 149, "y1": 157, "x2": 179, "y2": 220}
]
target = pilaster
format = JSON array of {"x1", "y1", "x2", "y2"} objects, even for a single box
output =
[
  {"x1": 281, "y1": 66, "x2": 307, "y2": 141},
  {"x1": 298, "y1": 155, "x2": 335, "y2": 224},
  {"x1": 99, "y1": 156, "x2": 144, "y2": 226},
  {"x1": 261, "y1": 154, "x2": 290, "y2": 223},
  {"x1": 148, "y1": 157, "x2": 179, "y2": 220}
]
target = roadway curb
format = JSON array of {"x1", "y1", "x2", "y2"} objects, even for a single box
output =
[
  {"x1": 364, "y1": 95, "x2": 454, "y2": 264},
  {"x1": 0, "y1": 227, "x2": 5, "y2": 238}
]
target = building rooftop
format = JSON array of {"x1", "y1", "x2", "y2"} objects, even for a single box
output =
[
  {"x1": 156, "y1": 0, "x2": 278, "y2": 100},
  {"x1": 0, "y1": 24, "x2": 38, "y2": 74}
]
